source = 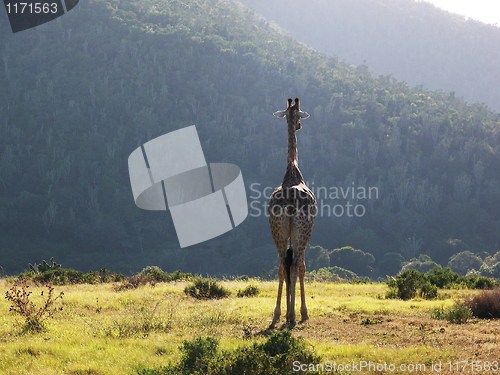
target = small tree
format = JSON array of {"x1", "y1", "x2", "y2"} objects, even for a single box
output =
[{"x1": 5, "y1": 278, "x2": 64, "y2": 333}]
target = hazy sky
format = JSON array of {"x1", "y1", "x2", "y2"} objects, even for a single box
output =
[{"x1": 423, "y1": 0, "x2": 500, "y2": 26}]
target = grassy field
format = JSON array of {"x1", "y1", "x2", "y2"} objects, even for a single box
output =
[{"x1": 0, "y1": 279, "x2": 498, "y2": 374}]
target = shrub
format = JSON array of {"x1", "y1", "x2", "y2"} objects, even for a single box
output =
[
  {"x1": 425, "y1": 267, "x2": 495, "y2": 290},
  {"x1": 180, "y1": 336, "x2": 219, "y2": 374},
  {"x1": 426, "y1": 267, "x2": 460, "y2": 288},
  {"x1": 237, "y1": 285, "x2": 259, "y2": 298},
  {"x1": 387, "y1": 268, "x2": 495, "y2": 300},
  {"x1": 387, "y1": 269, "x2": 419, "y2": 300},
  {"x1": 431, "y1": 304, "x2": 472, "y2": 324},
  {"x1": 4, "y1": 278, "x2": 64, "y2": 333},
  {"x1": 420, "y1": 282, "x2": 438, "y2": 299},
  {"x1": 386, "y1": 269, "x2": 437, "y2": 300},
  {"x1": 139, "y1": 267, "x2": 192, "y2": 283},
  {"x1": 306, "y1": 266, "x2": 357, "y2": 282},
  {"x1": 461, "y1": 274, "x2": 497, "y2": 290},
  {"x1": 184, "y1": 278, "x2": 230, "y2": 300},
  {"x1": 463, "y1": 289, "x2": 500, "y2": 319},
  {"x1": 116, "y1": 267, "x2": 192, "y2": 290},
  {"x1": 30, "y1": 268, "x2": 96, "y2": 285},
  {"x1": 23, "y1": 259, "x2": 125, "y2": 285},
  {"x1": 137, "y1": 331, "x2": 321, "y2": 375}
]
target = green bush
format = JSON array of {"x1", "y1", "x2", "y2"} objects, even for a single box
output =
[
  {"x1": 426, "y1": 267, "x2": 460, "y2": 288},
  {"x1": 420, "y1": 282, "x2": 438, "y2": 299},
  {"x1": 138, "y1": 267, "x2": 192, "y2": 283},
  {"x1": 431, "y1": 304, "x2": 472, "y2": 324},
  {"x1": 22, "y1": 259, "x2": 125, "y2": 285},
  {"x1": 31, "y1": 268, "x2": 90, "y2": 284},
  {"x1": 387, "y1": 268, "x2": 496, "y2": 300},
  {"x1": 179, "y1": 336, "x2": 219, "y2": 374},
  {"x1": 116, "y1": 267, "x2": 192, "y2": 290},
  {"x1": 461, "y1": 274, "x2": 497, "y2": 290},
  {"x1": 137, "y1": 331, "x2": 321, "y2": 375},
  {"x1": 306, "y1": 266, "x2": 357, "y2": 282},
  {"x1": 184, "y1": 278, "x2": 230, "y2": 300},
  {"x1": 237, "y1": 285, "x2": 260, "y2": 298},
  {"x1": 386, "y1": 269, "x2": 437, "y2": 300}
]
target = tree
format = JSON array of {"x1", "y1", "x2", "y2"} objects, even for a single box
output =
[
  {"x1": 448, "y1": 251, "x2": 483, "y2": 276},
  {"x1": 379, "y1": 252, "x2": 405, "y2": 276},
  {"x1": 305, "y1": 245, "x2": 330, "y2": 270},
  {"x1": 400, "y1": 255, "x2": 440, "y2": 273},
  {"x1": 479, "y1": 251, "x2": 500, "y2": 278},
  {"x1": 329, "y1": 246, "x2": 375, "y2": 276}
]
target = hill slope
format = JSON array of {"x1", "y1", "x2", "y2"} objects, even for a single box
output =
[
  {"x1": 0, "y1": 0, "x2": 498, "y2": 275},
  {"x1": 238, "y1": 0, "x2": 500, "y2": 112}
]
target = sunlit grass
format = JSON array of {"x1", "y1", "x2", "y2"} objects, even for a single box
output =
[{"x1": 0, "y1": 279, "x2": 495, "y2": 374}]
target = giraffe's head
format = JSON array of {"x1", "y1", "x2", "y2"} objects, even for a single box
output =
[{"x1": 273, "y1": 98, "x2": 310, "y2": 131}]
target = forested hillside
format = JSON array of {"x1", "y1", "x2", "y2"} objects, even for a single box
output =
[
  {"x1": 0, "y1": 0, "x2": 498, "y2": 276},
  {"x1": 239, "y1": 0, "x2": 500, "y2": 112}
]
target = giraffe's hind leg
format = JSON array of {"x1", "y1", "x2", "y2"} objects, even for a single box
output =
[
  {"x1": 269, "y1": 213, "x2": 289, "y2": 327},
  {"x1": 299, "y1": 259, "x2": 309, "y2": 322},
  {"x1": 286, "y1": 226, "x2": 303, "y2": 327},
  {"x1": 272, "y1": 260, "x2": 285, "y2": 326},
  {"x1": 294, "y1": 212, "x2": 314, "y2": 323}
]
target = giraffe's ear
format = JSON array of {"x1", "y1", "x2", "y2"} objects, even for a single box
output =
[
  {"x1": 298, "y1": 111, "x2": 310, "y2": 119},
  {"x1": 273, "y1": 110, "x2": 287, "y2": 119}
]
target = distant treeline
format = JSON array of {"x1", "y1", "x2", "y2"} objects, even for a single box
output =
[{"x1": 0, "y1": 0, "x2": 498, "y2": 275}]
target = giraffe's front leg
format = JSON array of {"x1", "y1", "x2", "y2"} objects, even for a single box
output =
[
  {"x1": 272, "y1": 261, "x2": 284, "y2": 326},
  {"x1": 299, "y1": 260, "x2": 309, "y2": 322}
]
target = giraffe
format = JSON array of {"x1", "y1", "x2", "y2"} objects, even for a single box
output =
[{"x1": 269, "y1": 98, "x2": 317, "y2": 327}]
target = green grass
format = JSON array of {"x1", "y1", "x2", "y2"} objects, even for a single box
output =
[{"x1": 0, "y1": 279, "x2": 497, "y2": 374}]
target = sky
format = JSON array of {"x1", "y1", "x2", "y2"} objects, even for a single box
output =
[{"x1": 422, "y1": 0, "x2": 500, "y2": 26}]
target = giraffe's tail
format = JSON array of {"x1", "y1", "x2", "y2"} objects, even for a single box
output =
[{"x1": 285, "y1": 247, "x2": 293, "y2": 285}]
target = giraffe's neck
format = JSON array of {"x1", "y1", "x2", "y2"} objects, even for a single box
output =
[
  {"x1": 283, "y1": 118, "x2": 304, "y2": 184},
  {"x1": 287, "y1": 119, "x2": 297, "y2": 167}
]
